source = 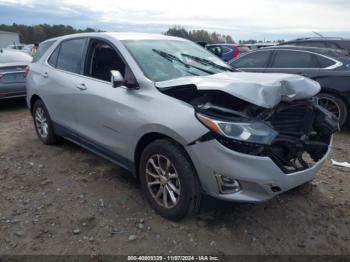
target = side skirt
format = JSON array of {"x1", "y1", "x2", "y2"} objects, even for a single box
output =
[{"x1": 53, "y1": 122, "x2": 136, "y2": 176}]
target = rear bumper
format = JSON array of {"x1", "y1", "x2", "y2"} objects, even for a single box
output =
[
  {"x1": 0, "y1": 83, "x2": 26, "y2": 100},
  {"x1": 186, "y1": 139, "x2": 331, "y2": 202}
]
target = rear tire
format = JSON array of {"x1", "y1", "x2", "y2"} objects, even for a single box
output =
[
  {"x1": 139, "y1": 139, "x2": 201, "y2": 220},
  {"x1": 318, "y1": 93, "x2": 347, "y2": 126},
  {"x1": 32, "y1": 100, "x2": 59, "y2": 145}
]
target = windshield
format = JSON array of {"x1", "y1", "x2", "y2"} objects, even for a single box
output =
[{"x1": 122, "y1": 40, "x2": 232, "y2": 82}]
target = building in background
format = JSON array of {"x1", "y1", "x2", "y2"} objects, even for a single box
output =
[{"x1": 0, "y1": 31, "x2": 20, "y2": 48}]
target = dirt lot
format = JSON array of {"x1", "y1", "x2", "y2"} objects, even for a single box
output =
[{"x1": 0, "y1": 99, "x2": 349, "y2": 255}]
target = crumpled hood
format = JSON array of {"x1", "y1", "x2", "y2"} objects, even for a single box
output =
[{"x1": 155, "y1": 72, "x2": 321, "y2": 108}]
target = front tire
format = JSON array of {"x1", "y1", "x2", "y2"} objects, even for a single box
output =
[
  {"x1": 32, "y1": 100, "x2": 59, "y2": 145},
  {"x1": 139, "y1": 139, "x2": 201, "y2": 220},
  {"x1": 318, "y1": 93, "x2": 348, "y2": 126}
]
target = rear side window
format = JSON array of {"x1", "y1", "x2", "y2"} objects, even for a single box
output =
[
  {"x1": 32, "y1": 40, "x2": 56, "y2": 62},
  {"x1": 56, "y1": 38, "x2": 86, "y2": 74},
  {"x1": 271, "y1": 50, "x2": 318, "y2": 68},
  {"x1": 230, "y1": 51, "x2": 272, "y2": 68},
  {"x1": 316, "y1": 55, "x2": 336, "y2": 68},
  {"x1": 48, "y1": 46, "x2": 60, "y2": 67}
]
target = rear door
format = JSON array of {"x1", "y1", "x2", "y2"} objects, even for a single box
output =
[
  {"x1": 265, "y1": 50, "x2": 320, "y2": 78},
  {"x1": 42, "y1": 37, "x2": 88, "y2": 131}
]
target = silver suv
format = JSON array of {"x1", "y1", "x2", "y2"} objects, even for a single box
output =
[{"x1": 26, "y1": 33, "x2": 338, "y2": 220}]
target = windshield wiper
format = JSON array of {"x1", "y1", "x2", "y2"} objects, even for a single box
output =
[
  {"x1": 152, "y1": 49, "x2": 214, "y2": 74},
  {"x1": 180, "y1": 53, "x2": 235, "y2": 72}
]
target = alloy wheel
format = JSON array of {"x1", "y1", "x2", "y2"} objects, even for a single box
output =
[
  {"x1": 145, "y1": 154, "x2": 181, "y2": 209},
  {"x1": 34, "y1": 106, "x2": 49, "y2": 138}
]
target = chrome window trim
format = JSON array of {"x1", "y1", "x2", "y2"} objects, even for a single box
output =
[{"x1": 233, "y1": 48, "x2": 343, "y2": 70}]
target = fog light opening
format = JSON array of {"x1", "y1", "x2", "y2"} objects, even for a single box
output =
[{"x1": 215, "y1": 173, "x2": 241, "y2": 194}]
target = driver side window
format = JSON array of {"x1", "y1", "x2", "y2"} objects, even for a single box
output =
[{"x1": 84, "y1": 40, "x2": 126, "y2": 82}]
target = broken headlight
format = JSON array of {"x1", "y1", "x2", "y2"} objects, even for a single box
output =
[{"x1": 196, "y1": 113, "x2": 278, "y2": 145}]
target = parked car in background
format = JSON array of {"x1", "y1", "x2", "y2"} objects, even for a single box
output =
[
  {"x1": 206, "y1": 44, "x2": 250, "y2": 61},
  {"x1": 279, "y1": 37, "x2": 350, "y2": 53},
  {"x1": 22, "y1": 44, "x2": 34, "y2": 55},
  {"x1": 243, "y1": 42, "x2": 277, "y2": 50},
  {"x1": 6, "y1": 44, "x2": 25, "y2": 50},
  {"x1": 26, "y1": 33, "x2": 338, "y2": 220},
  {"x1": 229, "y1": 46, "x2": 350, "y2": 126},
  {"x1": 0, "y1": 48, "x2": 32, "y2": 100}
]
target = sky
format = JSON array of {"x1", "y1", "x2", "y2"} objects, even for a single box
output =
[{"x1": 0, "y1": 0, "x2": 350, "y2": 41}]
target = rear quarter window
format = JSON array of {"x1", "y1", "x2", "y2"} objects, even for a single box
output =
[
  {"x1": 316, "y1": 55, "x2": 336, "y2": 68},
  {"x1": 32, "y1": 40, "x2": 56, "y2": 63},
  {"x1": 48, "y1": 45, "x2": 60, "y2": 67}
]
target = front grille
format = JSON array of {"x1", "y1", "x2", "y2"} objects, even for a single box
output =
[{"x1": 270, "y1": 101, "x2": 315, "y2": 136}]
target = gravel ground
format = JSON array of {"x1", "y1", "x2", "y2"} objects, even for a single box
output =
[{"x1": 0, "y1": 99, "x2": 349, "y2": 255}]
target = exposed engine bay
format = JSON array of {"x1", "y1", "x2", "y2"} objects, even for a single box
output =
[{"x1": 162, "y1": 86, "x2": 339, "y2": 173}]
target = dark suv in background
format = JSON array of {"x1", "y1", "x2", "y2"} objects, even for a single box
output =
[
  {"x1": 279, "y1": 37, "x2": 350, "y2": 53},
  {"x1": 206, "y1": 44, "x2": 250, "y2": 61},
  {"x1": 230, "y1": 45, "x2": 350, "y2": 126}
]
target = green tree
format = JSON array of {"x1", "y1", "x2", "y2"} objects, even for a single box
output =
[
  {"x1": 0, "y1": 23, "x2": 101, "y2": 43},
  {"x1": 164, "y1": 26, "x2": 235, "y2": 44}
]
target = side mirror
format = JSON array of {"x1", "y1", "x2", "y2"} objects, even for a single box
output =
[{"x1": 111, "y1": 70, "x2": 125, "y2": 88}]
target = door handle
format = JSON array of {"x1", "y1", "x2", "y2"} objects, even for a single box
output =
[
  {"x1": 41, "y1": 72, "x2": 49, "y2": 78},
  {"x1": 76, "y1": 83, "x2": 87, "y2": 91}
]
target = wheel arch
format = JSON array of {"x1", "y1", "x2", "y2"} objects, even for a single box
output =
[
  {"x1": 318, "y1": 88, "x2": 349, "y2": 125},
  {"x1": 133, "y1": 132, "x2": 198, "y2": 181},
  {"x1": 29, "y1": 94, "x2": 43, "y2": 112}
]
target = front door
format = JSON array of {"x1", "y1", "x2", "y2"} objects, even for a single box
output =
[{"x1": 73, "y1": 38, "x2": 139, "y2": 164}]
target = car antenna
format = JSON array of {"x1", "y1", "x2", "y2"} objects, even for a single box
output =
[{"x1": 313, "y1": 31, "x2": 324, "y2": 38}]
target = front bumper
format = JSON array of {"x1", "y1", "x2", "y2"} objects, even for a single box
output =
[{"x1": 186, "y1": 139, "x2": 330, "y2": 202}]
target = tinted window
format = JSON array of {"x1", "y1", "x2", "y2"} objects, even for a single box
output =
[
  {"x1": 230, "y1": 51, "x2": 272, "y2": 68},
  {"x1": 271, "y1": 50, "x2": 318, "y2": 68},
  {"x1": 56, "y1": 38, "x2": 86, "y2": 74},
  {"x1": 32, "y1": 40, "x2": 55, "y2": 62},
  {"x1": 316, "y1": 55, "x2": 335, "y2": 68},
  {"x1": 48, "y1": 46, "x2": 60, "y2": 67}
]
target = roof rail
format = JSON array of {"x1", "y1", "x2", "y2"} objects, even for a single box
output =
[{"x1": 292, "y1": 37, "x2": 345, "y2": 41}]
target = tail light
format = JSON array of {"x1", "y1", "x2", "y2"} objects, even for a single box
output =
[
  {"x1": 24, "y1": 66, "x2": 30, "y2": 78},
  {"x1": 233, "y1": 48, "x2": 240, "y2": 58}
]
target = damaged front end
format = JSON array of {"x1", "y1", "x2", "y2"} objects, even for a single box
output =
[{"x1": 162, "y1": 86, "x2": 339, "y2": 174}]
